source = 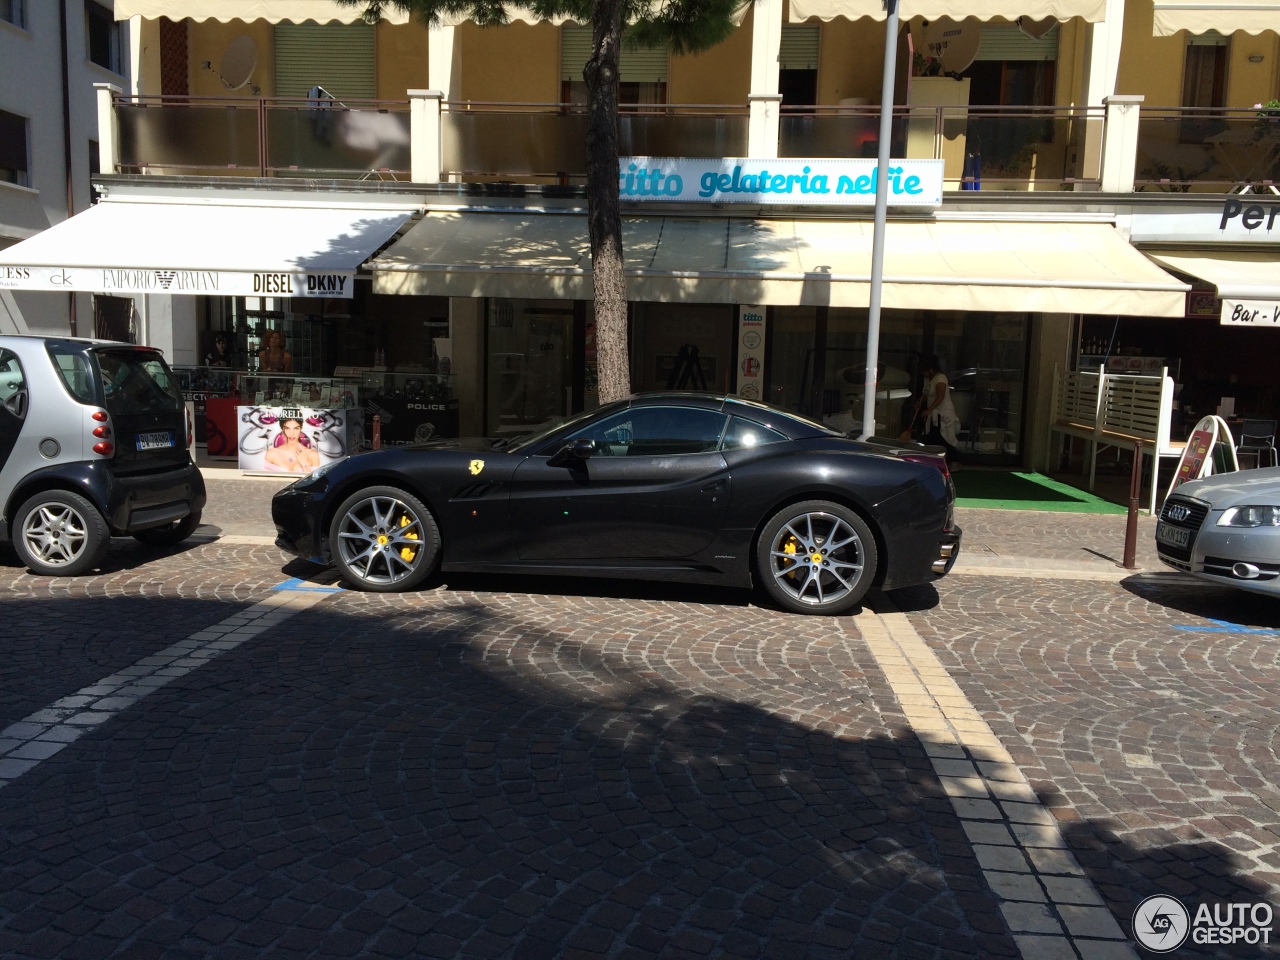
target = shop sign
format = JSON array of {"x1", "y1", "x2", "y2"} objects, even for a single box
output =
[
  {"x1": 1129, "y1": 200, "x2": 1280, "y2": 243},
  {"x1": 736, "y1": 305, "x2": 766, "y2": 401},
  {"x1": 619, "y1": 157, "x2": 943, "y2": 207},
  {"x1": 1221, "y1": 298, "x2": 1280, "y2": 326},
  {"x1": 0, "y1": 267, "x2": 357, "y2": 297}
]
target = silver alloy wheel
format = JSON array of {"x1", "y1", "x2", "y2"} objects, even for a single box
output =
[
  {"x1": 21, "y1": 503, "x2": 90, "y2": 568},
  {"x1": 768, "y1": 511, "x2": 865, "y2": 607},
  {"x1": 335, "y1": 495, "x2": 428, "y2": 587}
]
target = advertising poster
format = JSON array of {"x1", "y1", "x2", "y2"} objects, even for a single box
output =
[
  {"x1": 736, "y1": 305, "x2": 766, "y2": 401},
  {"x1": 237, "y1": 406, "x2": 364, "y2": 473}
]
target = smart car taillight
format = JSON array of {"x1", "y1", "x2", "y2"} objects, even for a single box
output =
[
  {"x1": 92, "y1": 425, "x2": 110, "y2": 439},
  {"x1": 92, "y1": 441, "x2": 114, "y2": 456},
  {"x1": 91, "y1": 410, "x2": 108, "y2": 422}
]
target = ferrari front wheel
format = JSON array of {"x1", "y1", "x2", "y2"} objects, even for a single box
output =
[
  {"x1": 756, "y1": 501, "x2": 878, "y2": 615},
  {"x1": 330, "y1": 486, "x2": 440, "y2": 592}
]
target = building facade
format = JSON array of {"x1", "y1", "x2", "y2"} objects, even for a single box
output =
[{"x1": 1, "y1": 0, "x2": 1277, "y2": 483}]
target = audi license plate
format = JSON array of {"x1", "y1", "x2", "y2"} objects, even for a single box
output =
[
  {"x1": 1156, "y1": 523, "x2": 1191, "y2": 549},
  {"x1": 136, "y1": 431, "x2": 174, "y2": 451}
]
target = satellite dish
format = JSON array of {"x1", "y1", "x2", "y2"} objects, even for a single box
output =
[
  {"x1": 219, "y1": 35, "x2": 258, "y2": 91},
  {"x1": 923, "y1": 18, "x2": 980, "y2": 74},
  {"x1": 1016, "y1": 16, "x2": 1057, "y2": 40}
]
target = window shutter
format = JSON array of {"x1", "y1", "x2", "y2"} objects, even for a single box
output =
[
  {"x1": 779, "y1": 25, "x2": 820, "y2": 70},
  {"x1": 975, "y1": 24, "x2": 1059, "y2": 61},
  {"x1": 560, "y1": 25, "x2": 669, "y2": 83},
  {"x1": 1186, "y1": 30, "x2": 1227, "y2": 45},
  {"x1": 274, "y1": 22, "x2": 376, "y2": 99}
]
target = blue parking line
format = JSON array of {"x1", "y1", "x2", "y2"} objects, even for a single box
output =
[
  {"x1": 273, "y1": 577, "x2": 343, "y2": 594},
  {"x1": 1173, "y1": 617, "x2": 1280, "y2": 635}
]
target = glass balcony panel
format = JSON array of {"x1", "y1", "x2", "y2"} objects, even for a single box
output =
[
  {"x1": 265, "y1": 106, "x2": 410, "y2": 178},
  {"x1": 1136, "y1": 108, "x2": 1280, "y2": 192},
  {"x1": 116, "y1": 102, "x2": 261, "y2": 173},
  {"x1": 442, "y1": 111, "x2": 589, "y2": 178}
]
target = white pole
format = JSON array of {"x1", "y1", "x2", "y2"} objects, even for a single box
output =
[{"x1": 861, "y1": 0, "x2": 900, "y2": 439}]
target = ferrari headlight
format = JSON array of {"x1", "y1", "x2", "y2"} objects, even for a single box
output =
[
  {"x1": 293, "y1": 457, "x2": 348, "y2": 489},
  {"x1": 1217, "y1": 505, "x2": 1280, "y2": 527}
]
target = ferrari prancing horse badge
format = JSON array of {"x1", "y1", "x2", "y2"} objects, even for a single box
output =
[{"x1": 469, "y1": 459, "x2": 485, "y2": 475}]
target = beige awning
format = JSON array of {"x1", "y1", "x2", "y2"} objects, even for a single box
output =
[
  {"x1": 1152, "y1": 0, "x2": 1280, "y2": 35},
  {"x1": 1145, "y1": 249, "x2": 1280, "y2": 299},
  {"x1": 371, "y1": 213, "x2": 1188, "y2": 316},
  {"x1": 789, "y1": 0, "x2": 1106, "y2": 21},
  {"x1": 114, "y1": 1, "x2": 411, "y2": 23}
]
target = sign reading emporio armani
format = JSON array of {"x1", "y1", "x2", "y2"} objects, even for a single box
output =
[
  {"x1": 0, "y1": 267, "x2": 356, "y2": 298},
  {"x1": 619, "y1": 157, "x2": 944, "y2": 207}
]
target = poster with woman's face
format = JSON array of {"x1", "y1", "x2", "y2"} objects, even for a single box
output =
[{"x1": 236, "y1": 406, "x2": 358, "y2": 473}]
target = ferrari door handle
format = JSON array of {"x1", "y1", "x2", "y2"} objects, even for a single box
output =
[{"x1": 700, "y1": 480, "x2": 726, "y2": 493}]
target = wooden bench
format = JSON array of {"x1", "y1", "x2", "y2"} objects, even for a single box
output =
[{"x1": 1048, "y1": 366, "x2": 1184, "y2": 514}]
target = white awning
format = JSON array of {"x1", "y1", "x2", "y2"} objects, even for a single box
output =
[
  {"x1": 1152, "y1": 0, "x2": 1280, "y2": 35},
  {"x1": 0, "y1": 200, "x2": 412, "y2": 298},
  {"x1": 114, "y1": 1, "x2": 411, "y2": 23},
  {"x1": 789, "y1": 0, "x2": 1106, "y2": 22},
  {"x1": 1145, "y1": 248, "x2": 1280, "y2": 299},
  {"x1": 372, "y1": 212, "x2": 1188, "y2": 316}
]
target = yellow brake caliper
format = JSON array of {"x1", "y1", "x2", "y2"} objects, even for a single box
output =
[
  {"x1": 783, "y1": 537, "x2": 798, "y2": 578},
  {"x1": 399, "y1": 513, "x2": 419, "y2": 562}
]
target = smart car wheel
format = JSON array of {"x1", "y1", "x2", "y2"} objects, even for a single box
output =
[
  {"x1": 132, "y1": 510, "x2": 202, "y2": 548},
  {"x1": 330, "y1": 486, "x2": 439, "y2": 592},
  {"x1": 13, "y1": 490, "x2": 111, "y2": 577},
  {"x1": 756, "y1": 500, "x2": 878, "y2": 615}
]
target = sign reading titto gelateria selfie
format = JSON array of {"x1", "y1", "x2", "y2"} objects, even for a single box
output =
[{"x1": 619, "y1": 158, "x2": 944, "y2": 207}]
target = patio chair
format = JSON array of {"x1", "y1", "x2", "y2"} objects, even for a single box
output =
[{"x1": 1236, "y1": 419, "x2": 1278, "y2": 468}]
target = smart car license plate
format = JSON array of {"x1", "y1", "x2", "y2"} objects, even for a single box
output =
[
  {"x1": 1156, "y1": 523, "x2": 1191, "y2": 549},
  {"x1": 136, "y1": 432, "x2": 174, "y2": 451}
]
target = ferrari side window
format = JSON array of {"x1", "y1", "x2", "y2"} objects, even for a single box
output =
[
  {"x1": 722, "y1": 417, "x2": 787, "y2": 451},
  {"x1": 570, "y1": 406, "x2": 727, "y2": 457}
]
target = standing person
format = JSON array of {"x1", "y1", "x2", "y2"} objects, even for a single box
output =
[
  {"x1": 258, "y1": 331, "x2": 292, "y2": 373},
  {"x1": 915, "y1": 354, "x2": 961, "y2": 467}
]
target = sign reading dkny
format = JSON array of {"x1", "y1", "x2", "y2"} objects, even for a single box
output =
[
  {"x1": 0, "y1": 267, "x2": 356, "y2": 298},
  {"x1": 619, "y1": 158, "x2": 944, "y2": 207}
]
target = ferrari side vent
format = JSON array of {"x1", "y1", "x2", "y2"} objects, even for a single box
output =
[{"x1": 452, "y1": 482, "x2": 494, "y2": 500}]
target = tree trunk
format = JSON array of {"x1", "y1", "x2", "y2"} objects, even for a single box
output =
[{"x1": 584, "y1": 0, "x2": 630, "y2": 403}]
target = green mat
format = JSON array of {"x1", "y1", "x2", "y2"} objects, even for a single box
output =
[{"x1": 952, "y1": 470, "x2": 1127, "y2": 514}]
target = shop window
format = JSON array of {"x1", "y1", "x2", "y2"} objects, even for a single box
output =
[
  {"x1": 486, "y1": 299, "x2": 575, "y2": 436},
  {"x1": 86, "y1": 0, "x2": 121, "y2": 74},
  {"x1": 568, "y1": 405, "x2": 728, "y2": 456},
  {"x1": 0, "y1": 109, "x2": 30, "y2": 187},
  {"x1": 1, "y1": 0, "x2": 26, "y2": 30}
]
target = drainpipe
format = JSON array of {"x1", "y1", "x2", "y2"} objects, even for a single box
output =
[{"x1": 59, "y1": 0, "x2": 78, "y2": 337}]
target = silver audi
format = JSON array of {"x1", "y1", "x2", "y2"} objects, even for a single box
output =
[{"x1": 1157, "y1": 466, "x2": 1280, "y2": 595}]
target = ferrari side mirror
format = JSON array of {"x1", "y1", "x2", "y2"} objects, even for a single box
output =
[{"x1": 547, "y1": 438, "x2": 594, "y2": 468}]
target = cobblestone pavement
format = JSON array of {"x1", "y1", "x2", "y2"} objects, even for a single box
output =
[
  {"x1": 895, "y1": 571, "x2": 1280, "y2": 957},
  {"x1": 0, "y1": 480, "x2": 1275, "y2": 958}
]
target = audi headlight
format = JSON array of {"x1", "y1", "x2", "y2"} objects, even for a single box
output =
[{"x1": 1217, "y1": 505, "x2": 1280, "y2": 527}]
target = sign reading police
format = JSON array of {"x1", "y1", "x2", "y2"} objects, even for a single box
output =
[{"x1": 619, "y1": 158, "x2": 943, "y2": 207}]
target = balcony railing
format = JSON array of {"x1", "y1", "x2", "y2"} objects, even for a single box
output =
[
  {"x1": 780, "y1": 104, "x2": 1104, "y2": 190},
  {"x1": 116, "y1": 95, "x2": 411, "y2": 179},
  {"x1": 1135, "y1": 107, "x2": 1280, "y2": 192},
  {"x1": 440, "y1": 102, "x2": 750, "y2": 183}
]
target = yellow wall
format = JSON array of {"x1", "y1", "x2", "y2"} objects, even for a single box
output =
[
  {"x1": 668, "y1": 9, "x2": 753, "y2": 105},
  {"x1": 186, "y1": 19, "x2": 276, "y2": 97},
  {"x1": 375, "y1": 21, "x2": 431, "y2": 99},
  {"x1": 1115, "y1": 0, "x2": 1187, "y2": 104},
  {"x1": 1225, "y1": 33, "x2": 1280, "y2": 107},
  {"x1": 457, "y1": 22, "x2": 560, "y2": 102},
  {"x1": 817, "y1": 19, "x2": 887, "y2": 105},
  {"x1": 135, "y1": 16, "x2": 162, "y2": 97}
]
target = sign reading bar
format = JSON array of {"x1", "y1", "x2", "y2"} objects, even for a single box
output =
[
  {"x1": 619, "y1": 157, "x2": 943, "y2": 207},
  {"x1": 1221, "y1": 298, "x2": 1280, "y2": 326},
  {"x1": 0, "y1": 267, "x2": 356, "y2": 298}
]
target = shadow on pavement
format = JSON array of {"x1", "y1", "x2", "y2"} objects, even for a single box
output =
[
  {"x1": 0, "y1": 596, "x2": 1011, "y2": 960},
  {"x1": 1120, "y1": 573, "x2": 1280, "y2": 629}
]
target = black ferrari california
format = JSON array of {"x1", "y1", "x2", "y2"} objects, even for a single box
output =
[{"x1": 271, "y1": 394, "x2": 961, "y2": 614}]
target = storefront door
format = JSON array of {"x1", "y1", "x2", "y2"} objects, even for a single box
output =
[{"x1": 508, "y1": 405, "x2": 731, "y2": 561}]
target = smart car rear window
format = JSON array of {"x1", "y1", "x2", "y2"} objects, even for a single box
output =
[{"x1": 94, "y1": 349, "x2": 181, "y2": 416}]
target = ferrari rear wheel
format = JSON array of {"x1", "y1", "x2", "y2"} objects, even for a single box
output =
[
  {"x1": 330, "y1": 486, "x2": 440, "y2": 592},
  {"x1": 756, "y1": 501, "x2": 878, "y2": 615}
]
